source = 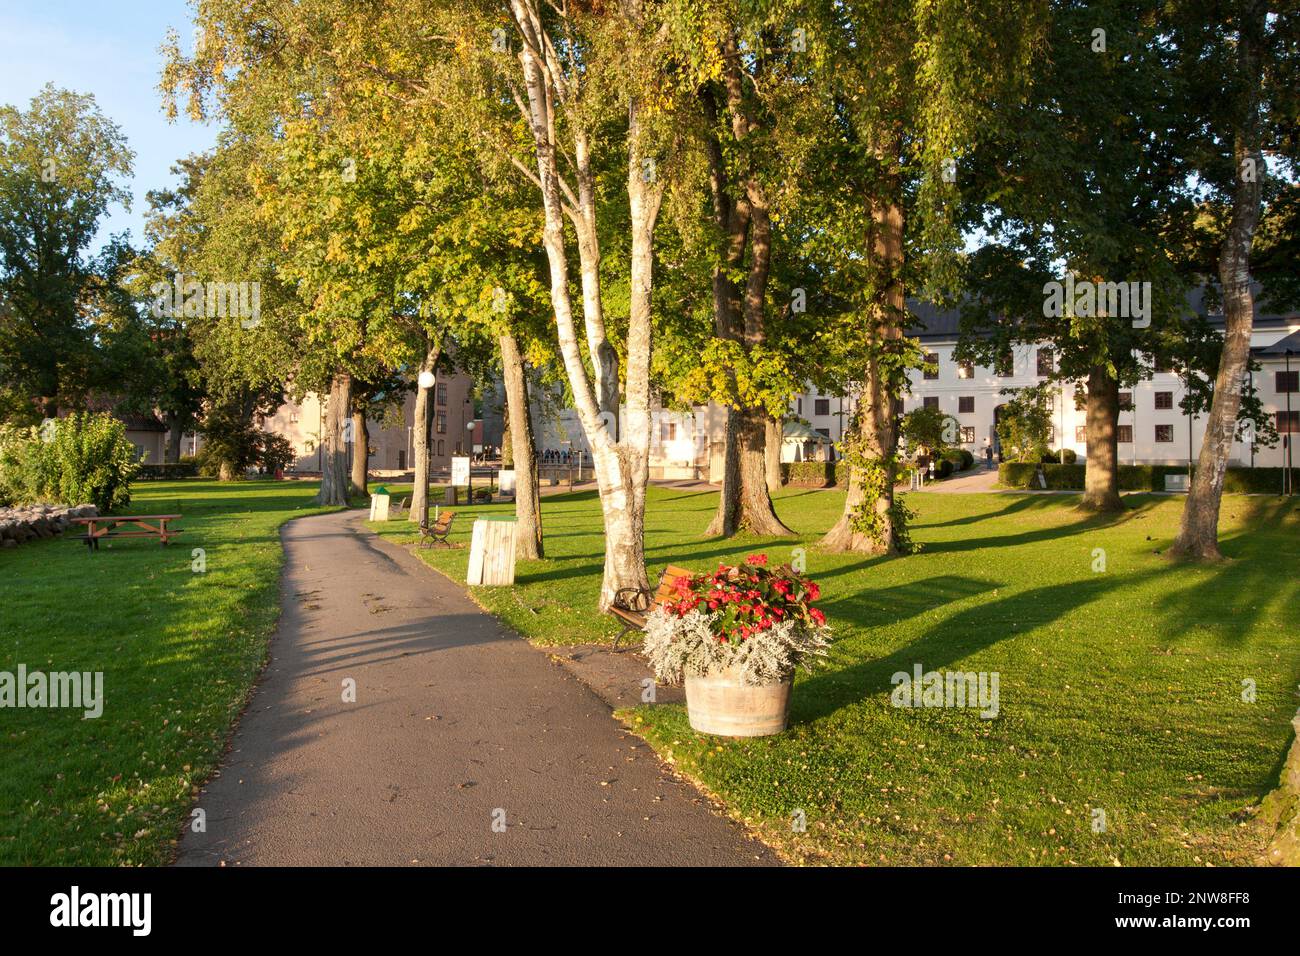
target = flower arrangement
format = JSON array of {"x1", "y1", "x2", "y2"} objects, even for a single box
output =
[{"x1": 642, "y1": 555, "x2": 832, "y2": 687}]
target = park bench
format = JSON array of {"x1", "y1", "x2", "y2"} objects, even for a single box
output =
[
  {"x1": 418, "y1": 510, "x2": 456, "y2": 549},
  {"x1": 70, "y1": 514, "x2": 183, "y2": 552},
  {"x1": 609, "y1": 564, "x2": 694, "y2": 650}
]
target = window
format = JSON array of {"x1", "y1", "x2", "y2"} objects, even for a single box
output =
[
  {"x1": 1075, "y1": 426, "x2": 1087, "y2": 444},
  {"x1": 814, "y1": 398, "x2": 831, "y2": 416},
  {"x1": 958, "y1": 396, "x2": 975, "y2": 414},
  {"x1": 923, "y1": 396, "x2": 939, "y2": 411},
  {"x1": 957, "y1": 361, "x2": 974, "y2": 379},
  {"x1": 1154, "y1": 391, "x2": 1173, "y2": 410},
  {"x1": 797, "y1": 398, "x2": 803, "y2": 415},
  {"x1": 436, "y1": 412, "x2": 447, "y2": 434},
  {"x1": 815, "y1": 428, "x2": 830, "y2": 439},
  {"x1": 437, "y1": 440, "x2": 444, "y2": 456},
  {"x1": 1155, "y1": 424, "x2": 1174, "y2": 443},
  {"x1": 1277, "y1": 370, "x2": 1299, "y2": 394},
  {"x1": 960, "y1": 426, "x2": 975, "y2": 443},
  {"x1": 1277, "y1": 410, "x2": 1300, "y2": 434},
  {"x1": 436, "y1": 383, "x2": 448, "y2": 405},
  {"x1": 1117, "y1": 425, "x2": 1133, "y2": 443},
  {"x1": 1037, "y1": 349, "x2": 1054, "y2": 376},
  {"x1": 996, "y1": 350, "x2": 1014, "y2": 377},
  {"x1": 398, "y1": 450, "x2": 406, "y2": 470},
  {"x1": 1118, "y1": 391, "x2": 1132, "y2": 410},
  {"x1": 923, "y1": 353, "x2": 939, "y2": 380},
  {"x1": 661, "y1": 422, "x2": 677, "y2": 441}
]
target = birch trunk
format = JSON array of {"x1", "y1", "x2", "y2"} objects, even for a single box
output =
[
  {"x1": 500, "y1": 330, "x2": 543, "y2": 559},
  {"x1": 509, "y1": 0, "x2": 657, "y2": 608},
  {"x1": 410, "y1": 342, "x2": 439, "y2": 525},
  {"x1": 1170, "y1": 6, "x2": 1266, "y2": 559},
  {"x1": 316, "y1": 372, "x2": 352, "y2": 506}
]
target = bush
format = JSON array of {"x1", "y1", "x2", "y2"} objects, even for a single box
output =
[
  {"x1": 0, "y1": 413, "x2": 139, "y2": 511},
  {"x1": 783, "y1": 460, "x2": 838, "y2": 486},
  {"x1": 257, "y1": 432, "x2": 296, "y2": 474},
  {"x1": 1059, "y1": 448, "x2": 1078, "y2": 464},
  {"x1": 998, "y1": 461, "x2": 1296, "y2": 494},
  {"x1": 137, "y1": 460, "x2": 199, "y2": 480},
  {"x1": 960, "y1": 449, "x2": 975, "y2": 471},
  {"x1": 934, "y1": 457, "x2": 954, "y2": 479}
]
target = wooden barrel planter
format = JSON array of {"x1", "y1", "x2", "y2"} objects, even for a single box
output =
[{"x1": 684, "y1": 668, "x2": 793, "y2": 737}]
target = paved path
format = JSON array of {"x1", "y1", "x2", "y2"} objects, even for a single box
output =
[{"x1": 176, "y1": 509, "x2": 776, "y2": 867}]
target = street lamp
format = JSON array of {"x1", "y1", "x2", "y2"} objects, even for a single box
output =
[{"x1": 466, "y1": 421, "x2": 475, "y2": 501}]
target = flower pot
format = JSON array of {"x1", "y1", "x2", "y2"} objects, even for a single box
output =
[{"x1": 684, "y1": 669, "x2": 792, "y2": 737}]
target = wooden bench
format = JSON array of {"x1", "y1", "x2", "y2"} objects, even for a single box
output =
[
  {"x1": 609, "y1": 564, "x2": 694, "y2": 650},
  {"x1": 417, "y1": 510, "x2": 456, "y2": 549},
  {"x1": 71, "y1": 514, "x2": 183, "y2": 552}
]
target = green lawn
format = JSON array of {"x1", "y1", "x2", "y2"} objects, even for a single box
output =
[
  {"x1": 371, "y1": 485, "x2": 1300, "y2": 866},
  {"x1": 0, "y1": 479, "x2": 335, "y2": 865}
]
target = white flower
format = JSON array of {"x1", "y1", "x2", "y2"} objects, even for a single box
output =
[{"x1": 641, "y1": 607, "x2": 832, "y2": 687}]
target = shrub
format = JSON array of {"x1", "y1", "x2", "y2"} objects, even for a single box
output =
[
  {"x1": 137, "y1": 460, "x2": 200, "y2": 480},
  {"x1": 257, "y1": 432, "x2": 296, "y2": 474},
  {"x1": 960, "y1": 449, "x2": 975, "y2": 471},
  {"x1": 934, "y1": 457, "x2": 954, "y2": 479},
  {"x1": 1059, "y1": 448, "x2": 1078, "y2": 464},
  {"x1": 783, "y1": 460, "x2": 837, "y2": 486},
  {"x1": 998, "y1": 462, "x2": 1295, "y2": 494},
  {"x1": 0, "y1": 413, "x2": 139, "y2": 511}
]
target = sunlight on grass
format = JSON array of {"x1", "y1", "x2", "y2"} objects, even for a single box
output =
[{"x1": 371, "y1": 485, "x2": 1300, "y2": 866}]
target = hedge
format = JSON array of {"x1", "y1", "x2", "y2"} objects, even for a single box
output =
[
  {"x1": 137, "y1": 461, "x2": 200, "y2": 480},
  {"x1": 782, "y1": 461, "x2": 847, "y2": 487},
  {"x1": 999, "y1": 462, "x2": 1296, "y2": 494}
]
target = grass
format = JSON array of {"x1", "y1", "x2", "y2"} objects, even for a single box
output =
[
  {"x1": 370, "y1": 484, "x2": 1300, "y2": 866},
  {"x1": 0, "y1": 479, "x2": 336, "y2": 866}
]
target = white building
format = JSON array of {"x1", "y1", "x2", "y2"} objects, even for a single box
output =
[{"x1": 528, "y1": 295, "x2": 1299, "y2": 477}]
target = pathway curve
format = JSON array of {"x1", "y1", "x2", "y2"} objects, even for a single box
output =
[{"x1": 176, "y1": 509, "x2": 776, "y2": 867}]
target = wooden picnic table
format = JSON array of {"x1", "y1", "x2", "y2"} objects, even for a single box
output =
[{"x1": 71, "y1": 514, "x2": 183, "y2": 551}]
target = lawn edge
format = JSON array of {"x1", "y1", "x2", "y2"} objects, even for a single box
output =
[
  {"x1": 363, "y1": 524, "x2": 798, "y2": 865},
  {"x1": 163, "y1": 502, "x2": 348, "y2": 866}
]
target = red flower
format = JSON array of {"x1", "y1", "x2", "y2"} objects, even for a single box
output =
[
  {"x1": 746, "y1": 554, "x2": 768, "y2": 566},
  {"x1": 806, "y1": 582, "x2": 821, "y2": 601},
  {"x1": 809, "y1": 608, "x2": 826, "y2": 626}
]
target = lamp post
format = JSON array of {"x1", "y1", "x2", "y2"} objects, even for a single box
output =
[
  {"x1": 1286, "y1": 349, "x2": 1294, "y2": 495},
  {"x1": 466, "y1": 421, "x2": 475, "y2": 501}
]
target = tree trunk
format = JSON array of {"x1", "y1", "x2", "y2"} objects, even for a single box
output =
[
  {"x1": 1080, "y1": 365, "x2": 1123, "y2": 512},
  {"x1": 500, "y1": 396, "x2": 513, "y2": 468},
  {"x1": 699, "y1": 70, "x2": 790, "y2": 538},
  {"x1": 350, "y1": 408, "x2": 369, "y2": 497},
  {"x1": 510, "y1": 0, "x2": 655, "y2": 609},
  {"x1": 410, "y1": 342, "x2": 439, "y2": 525},
  {"x1": 823, "y1": 156, "x2": 906, "y2": 553},
  {"x1": 315, "y1": 372, "x2": 352, "y2": 506},
  {"x1": 1170, "y1": 4, "x2": 1265, "y2": 560},
  {"x1": 500, "y1": 330, "x2": 543, "y2": 558},
  {"x1": 165, "y1": 413, "x2": 183, "y2": 463},
  {"x1": 765, "y1": 416, "x2": 783, "y2": 493}
]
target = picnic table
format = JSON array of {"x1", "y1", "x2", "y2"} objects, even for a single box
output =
[{"x1": 71, "y1": 514, "x2": 183, "y2": 551}]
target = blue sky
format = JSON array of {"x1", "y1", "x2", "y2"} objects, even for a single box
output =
[{"x1": 0, "y1": 0, "x2": 217, "y2": 248}]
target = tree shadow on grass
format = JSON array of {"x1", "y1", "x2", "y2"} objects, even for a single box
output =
[{"x1": 791, "y1": 572, "x2": 1150, "y2": 725}]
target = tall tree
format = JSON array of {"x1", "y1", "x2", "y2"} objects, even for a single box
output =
[
  {"x1": 1170, "y1": 0, "x2": 1297, "y2": 558},
  {"x1": 0, "y1": 85, "x2": 133, "y2": 420}
]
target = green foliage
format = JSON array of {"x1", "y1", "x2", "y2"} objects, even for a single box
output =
[
  {"x1": 0, "y1": 412, "x2": 139, "y2": 511},
  {"x1": 996, "y1": 382, "x2": 1056, "y2": 462},
  {"x1": 901, "y1": 405, "x2": 960, "y2": 458},
  {"x1": 257, "y1": 432, "x2": 296, "y2": 474},
  {"x1": 999, "y1": 462, "x2": 1295, "y2": 494}
]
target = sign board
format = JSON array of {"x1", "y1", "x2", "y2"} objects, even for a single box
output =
[
  {"x1": 498, "y1": 469, "x2": 516, "y2": 498},
  {"x1": 1164, "y1": 473, "x2": 1189, "y2": 493},
  {"x1": 368, "y1": 493, "x2": 390, "y2": 522},
  {"x1": 451, "y1": 456, "x2": 470, "y2": 486},
  {"x1": 466, "y1": 517, "x2": 518, "y2": 586}
]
